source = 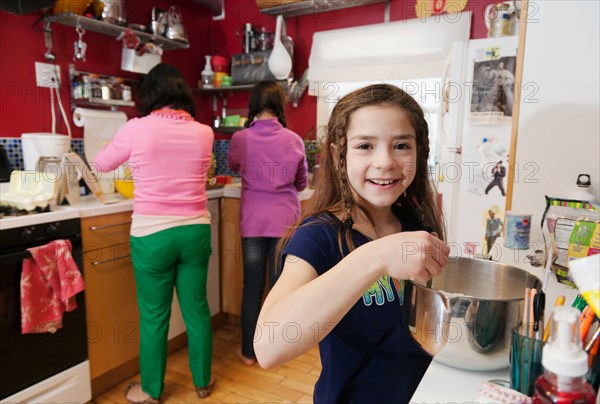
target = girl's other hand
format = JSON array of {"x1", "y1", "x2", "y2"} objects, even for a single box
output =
[{"x1": 371, "y1": 231, "x2": 450, "y2": 283}]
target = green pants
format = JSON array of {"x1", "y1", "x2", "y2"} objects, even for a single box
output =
[{"x1": 130, "y1": 224, "x2": 213, "y2": 398}]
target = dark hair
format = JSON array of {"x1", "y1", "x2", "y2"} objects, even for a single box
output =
[
  {"x1": 138, "y1": 63, "x2": 196, "y2": 116},
  {"x1": 277, "y1": 84, "x2": 444, "y2": 262},
  {"x1": 246, "y1": 81, "x2": 287, "y2": 127}
]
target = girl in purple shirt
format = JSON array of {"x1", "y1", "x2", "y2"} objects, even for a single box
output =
[{"x1": 227, "y1": 81, "x2": 308, "y2": 366}]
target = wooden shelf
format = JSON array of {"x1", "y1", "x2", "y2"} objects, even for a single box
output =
[
  {"x1": 259, "y1": 0, "x2": 387, "y2": 17},
  {"x1": 45, "y1": 13, "x2": 189, "y2": 50}
]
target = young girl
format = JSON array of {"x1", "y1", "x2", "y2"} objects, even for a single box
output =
[
  {"x1": 227, "y1": 81, "x2": 308, "y2": 366},
  {"x1": 254, "y1": 84, "x2": 450, "y2": 403}
]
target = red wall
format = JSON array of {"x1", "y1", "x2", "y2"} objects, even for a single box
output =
[
  {"x1": 0, "y1": 0, "x2": 495, "y2": 140},
  {"x1": 0, "y1": 0, "x2": 212, "y2": 138}
]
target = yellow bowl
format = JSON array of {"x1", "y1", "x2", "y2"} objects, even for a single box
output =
[{"x1": 114, "y1": 180, "x2": 134, "y2": 199}]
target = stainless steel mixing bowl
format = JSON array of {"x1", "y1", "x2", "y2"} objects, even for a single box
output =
[{"x1": 408, "y1": 256, "x2": 541, "y2": 371}]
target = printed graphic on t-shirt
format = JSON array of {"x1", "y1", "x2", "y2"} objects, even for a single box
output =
[{"x1": 362, "y1": 276, "x2": 405, "y2": 306}]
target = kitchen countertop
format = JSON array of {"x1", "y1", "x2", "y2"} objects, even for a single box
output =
[
  {"x1": 0, "y1": 185, "x2": 315, "y2": 230},
  {"x1": 411, "y1": 243, "x2": 580, "y2": 402},
  {"x1": 220, "y1": 182, "x2": 315, "y2": 201}
]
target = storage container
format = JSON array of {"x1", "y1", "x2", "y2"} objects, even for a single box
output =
[{"x1": 121, "y1": 48, "x2": 161, "y2": 74}]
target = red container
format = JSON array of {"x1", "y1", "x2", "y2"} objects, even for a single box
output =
[{"x1": 211, "y1": 55, "x2": 229, "y2": 73}]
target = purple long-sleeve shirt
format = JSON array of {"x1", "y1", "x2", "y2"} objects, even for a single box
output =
[{"x1": 227, "y1": 118, "x2": 308, "y2": 237}]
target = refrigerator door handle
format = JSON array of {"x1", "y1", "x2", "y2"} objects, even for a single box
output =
[{"x1": 438, "y1": 52, "x2": 453, "y2": 147}]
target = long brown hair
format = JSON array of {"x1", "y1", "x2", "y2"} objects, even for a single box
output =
[{"x1": 277, "y1": 84, "x2": 445, "y2": 267}]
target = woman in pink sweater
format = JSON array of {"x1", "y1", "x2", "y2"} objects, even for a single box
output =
[{"x1": 93, "y1": 64, "x2": 215, "y2": 403}]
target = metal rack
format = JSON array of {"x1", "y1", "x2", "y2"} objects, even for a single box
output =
[
  {"x1": 69, "y1": 65, "x2": 137, "y2": 110},
  {"x1": 193, "y1": 84, "x2": 256, "y2": 94},
  {"x1": 45, "y1": 13, "x2": 189, "y2": 50},
  {"x1": 259, "y1": 0, "x2": 387, "y2": 17}
]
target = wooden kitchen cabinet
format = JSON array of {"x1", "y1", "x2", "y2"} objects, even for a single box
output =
[
  {"x1": 81, "y1": 212, "x2": 139, "y2": 396},
  {"x1": 207, "y1": 199, "x2": 221, "y2": 316},
  {"x1": 220, "y1": 198, "x2": 243, "y2": 315},
  {"x1": 219, "y1": 197, "x2": 310, "y2": 315}
]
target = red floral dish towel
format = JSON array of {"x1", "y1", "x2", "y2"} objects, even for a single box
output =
[{"x1": 21, "y1": 239, "x2": 85, "y2": 334}]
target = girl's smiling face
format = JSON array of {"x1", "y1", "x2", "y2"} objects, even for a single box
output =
[{"x1": 344, "y1": 104, "x2": 417, "y2": 212}]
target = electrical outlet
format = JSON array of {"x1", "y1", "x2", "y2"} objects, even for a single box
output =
[{"x1": 35, "y1": 62, "x2": 61, "y2": 88}]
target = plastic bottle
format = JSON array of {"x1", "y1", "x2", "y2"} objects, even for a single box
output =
[
  {"x1": 569, "y1": 174, "x2": 597, "y2": 204},
  {"x1": 201, "y1": 55, "x2": 214, "y2": 88},
  {"x1": 532, "y1": 307, "x2": 596, "y2": 403}
]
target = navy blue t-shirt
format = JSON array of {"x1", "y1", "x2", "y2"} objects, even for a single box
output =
[{"x1": 283, "y1": 208, "x2": 432, "y2": 403}]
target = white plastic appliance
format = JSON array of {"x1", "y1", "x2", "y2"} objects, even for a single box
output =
[{"x1": 21, "y1": 132, "x2": 71, "y2": 171}]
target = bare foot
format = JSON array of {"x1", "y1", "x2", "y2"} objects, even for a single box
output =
[
  {"x1": 125, "y1": 382, "x2": 155, "y2": 403},
  {"x1": 236, "y1": 347, "x2": 257, "y2": 366}
]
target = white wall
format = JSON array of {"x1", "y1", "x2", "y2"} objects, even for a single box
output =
[{"x1": 511, "y1": 0, "x2": 600, "y2": 242}]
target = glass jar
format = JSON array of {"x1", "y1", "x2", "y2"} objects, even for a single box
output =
[
  {"x1": 81, "y1": 74, "x2": 90, "y2": 99},
  {"x1": 71, "y1": 76, "x2": 83, "y2": 99},
  {"x1": 89, "y1": 76, "x2": 102, "y2": 99},
  {"x1": 111, "y1": 78, "x2": 122, "y2": 101},
  {"x1": 121, "y1": 83, "x2": 132, "y2": 101},
  {"x1": 99, "y1": 79, "x2": 111, "y2": 100}
]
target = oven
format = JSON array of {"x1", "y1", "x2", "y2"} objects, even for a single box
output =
[{"x1": 0, "y1": 217, "x2": 91, "y2": 402}]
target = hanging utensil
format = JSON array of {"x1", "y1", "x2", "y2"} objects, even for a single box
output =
[
  {"x1": 73, "y1": 22, "x2": 87, "y2": 62},
  {"x1": 267, "y1": 15, "x2": 292, "y2": 80},
  {"x1": 43, "y1": 20, "x2": 55, "y2": 62}
]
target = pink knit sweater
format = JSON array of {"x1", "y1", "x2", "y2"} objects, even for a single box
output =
[{"x1": 93, "y1": 112, "x2": 214, "y2": 216}]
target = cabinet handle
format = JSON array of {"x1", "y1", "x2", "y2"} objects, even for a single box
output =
[
  {"x1": 89, "y1": 221, "x2": 132, "y2": 231},
  {"x1": 92, "y1": 254, "x2": 131, "y2": 266}
]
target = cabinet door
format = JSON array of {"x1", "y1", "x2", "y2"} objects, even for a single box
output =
[
  {"x1": 220, "y1": 198, "x2": 243, "y2": 315},
  {"x1": 207, "y1": 199, "x2": 220, "y2": 316},
  {"x1": 83, "y1": 245, "x2": 139, "y2": 380}
]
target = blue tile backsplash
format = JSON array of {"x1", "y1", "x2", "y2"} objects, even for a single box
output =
[
  {"x1": 1, "y1": 138, "x2": 85, "y2": 171},
  {"x1": 1, "y1": 138, "x2": 318, "y2": 176}
]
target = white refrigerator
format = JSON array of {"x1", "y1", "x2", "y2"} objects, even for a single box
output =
[{"x1": 436, "y1": 36, "x2": 519, "y2": 259}]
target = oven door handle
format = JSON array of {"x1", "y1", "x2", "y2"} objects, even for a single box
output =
[{"x1": 0, "y1": 235, "x2": 82, "y2": 266}]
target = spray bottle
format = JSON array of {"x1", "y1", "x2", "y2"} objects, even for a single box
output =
[
  {"x1": 533, "y1": 306, "x2": 596, "y2": 403},
  {"x1": 201, "y1": 55, "x2": 214, "y2": 88}
]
